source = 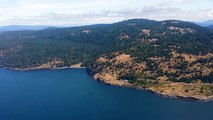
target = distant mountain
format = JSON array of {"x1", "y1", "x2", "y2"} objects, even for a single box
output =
[
  {"x1": 0, "y1": 25, "x2": 51, "y2": 32},
  {"x1": 197, "y1": 20, "x2": 213, "y2": 26}
]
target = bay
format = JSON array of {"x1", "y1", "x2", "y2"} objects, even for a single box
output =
[{"x1": 0, "y1": 68, "x2": 213, "y2": 120}]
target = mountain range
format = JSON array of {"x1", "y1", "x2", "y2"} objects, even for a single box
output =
[
  {"x1": 196, "y1": 20, "x2": 213, "y2": 27},
  {"x1": 0, "y1": 25, "x2": 54, "y2": 32}
]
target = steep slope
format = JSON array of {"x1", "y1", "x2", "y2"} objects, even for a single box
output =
[{"x1": 0, "y1": 19, "x2": 213, "y2": 100}]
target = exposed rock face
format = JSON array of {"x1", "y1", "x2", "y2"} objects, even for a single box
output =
[
  {"x1": 118, "y1": 35, "x2": 130, "y2": 40},
  {"x1": 147, "y1": 38, "x2": 158, "y2": 43},
  {"x1": 142, "y1": 29, "x2": 151, "y2": 36},
  {"x1": 168, "y1": 26, "x2": 195, "y2": 34},
  {"x1": 82, "y1": 30, "x2": 92, "y2": 34},
  {"x1": 94, "y1": 73, "x2": 129, "y2": 86},
  {"x1": 70, "y1": 63, "x2": 84, "y2": 68}
]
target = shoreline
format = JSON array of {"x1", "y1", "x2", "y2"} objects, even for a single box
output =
[
  {"x1": 1, "y1": 66, "x2": 213, "y2": 102},
  {"x1": 94, "y1": 77, "x2": 213, "y2": 102},
  {"x1": 2, "y1": 63, "x2": 86, "y2": 71},
  {"x1": 2, "y1": 66, "x2": 86, "y2": 71}
]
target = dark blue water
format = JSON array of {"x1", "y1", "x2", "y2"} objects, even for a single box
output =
[
  {"x1": 0, "y1": 57, "x2": 3, "y2": 62},
  {"x1": 0, "y1": 68, "x2": 213, "y2": 120}
]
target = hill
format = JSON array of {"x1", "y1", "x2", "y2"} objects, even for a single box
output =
[
  {"x1": 197, "y1": 20, "x2": 213, "y2": 26},
  {"x1": 0, "y1": 19, "x2": 213, "y2": 100}
]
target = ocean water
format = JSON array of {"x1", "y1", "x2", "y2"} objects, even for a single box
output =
[{"x1": 0, "y1": 68, "x2": 213, "y2": 120}]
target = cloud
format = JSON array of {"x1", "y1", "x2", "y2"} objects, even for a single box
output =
[
  {"x1": 0, "y1": 0, "x2": 213, "y2": 25},
  {"x1": 3, "y1": 7, "x2": 213, "y2": 26}
]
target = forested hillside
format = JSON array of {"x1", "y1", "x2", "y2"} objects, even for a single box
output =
[{"x1": 0, "y1": 19, "x2": 213, "y2": 100}]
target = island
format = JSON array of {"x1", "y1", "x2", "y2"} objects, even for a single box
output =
[{"x1": 0, "y1": 19, "x2": 212, "y2": 101}]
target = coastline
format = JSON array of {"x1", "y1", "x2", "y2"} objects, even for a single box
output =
[
  {"x1": 138, "y1": 86, "x2": 213, "y2": 102},
  {"x1": 4, "y1": 63, "x2": 86, "y2": 71},
  {"x1": 5, "y1": 66, "x2": 86, "y2": 71},
  {"x1": 93, "y1": 76, "x2": 213, "y2": 102},
  {"x1": 6, "y1": 66, "x2": 86, "y2": 71},
  {"x1": 1, "y1": 65, "x2": 213, "y2": 102}
]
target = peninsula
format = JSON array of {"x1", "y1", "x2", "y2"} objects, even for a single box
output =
[{"x1": 0, "y1": 19, "x2": 212, "y2": 100}]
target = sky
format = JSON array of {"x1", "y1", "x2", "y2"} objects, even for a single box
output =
[{"x1": 0, "y1": 0, "x2": 213, "y2": 26}]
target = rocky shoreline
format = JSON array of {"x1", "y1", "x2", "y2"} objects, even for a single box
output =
[{"x1": 93, "y1": 75, "x2": 213, "y2": 102}]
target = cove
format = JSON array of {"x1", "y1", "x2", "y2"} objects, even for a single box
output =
[{"x1": 0, "y1": 68, "x2": 213, "y2": 120}]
